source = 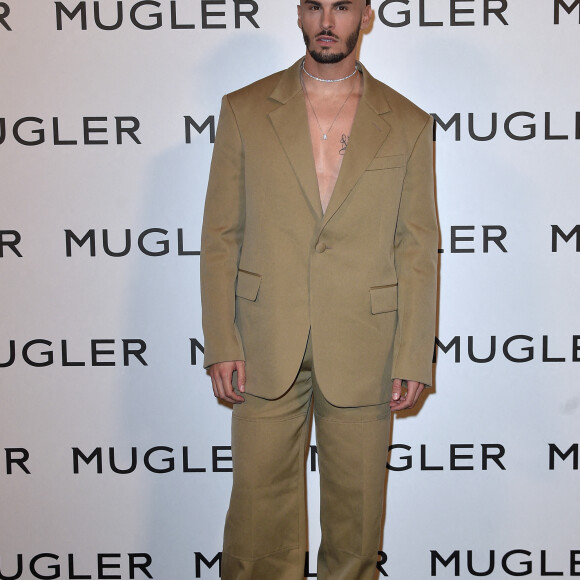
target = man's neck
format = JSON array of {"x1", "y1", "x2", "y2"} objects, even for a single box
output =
[{"x1": 302, "y1": 53, "x2": 359, "y2": 84}]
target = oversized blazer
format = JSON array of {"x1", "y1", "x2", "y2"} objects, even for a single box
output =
[{"x1": 200, "y1": 58, "x2": 438, "y2": 407}]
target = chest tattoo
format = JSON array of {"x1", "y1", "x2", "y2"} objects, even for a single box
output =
[{"x1": 339, "y1": 134, "x2": 349, "y2": 156}]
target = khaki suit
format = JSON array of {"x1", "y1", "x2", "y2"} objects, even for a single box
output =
[
  {"x1": 200, "y1": 59, "x2": 438, "y2": 578},
  {"x1": 201, "y1": 59, "x2": 438, "y2": 407}
]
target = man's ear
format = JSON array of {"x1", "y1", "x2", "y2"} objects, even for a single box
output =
[{"x1": 360, "y1": 4, "x2": 372, "y2": 31}]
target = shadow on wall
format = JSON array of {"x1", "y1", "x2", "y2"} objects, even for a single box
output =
[{"x1": 118, "y1": 32, "x2": 285, "y2": 579}]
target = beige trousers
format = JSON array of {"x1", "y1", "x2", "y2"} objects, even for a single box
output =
[{"x1": 222, "y1": 335, "x2": 391, "y2": 580}]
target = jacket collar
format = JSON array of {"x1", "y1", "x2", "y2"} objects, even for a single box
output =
[{"x1": 270, "y1": 58, "x2": 391, "y2": 114}]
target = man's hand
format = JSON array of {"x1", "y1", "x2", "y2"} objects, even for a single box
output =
[
  {"x1": 209, "y1": 360, "x2": 246, "y2": 404},
  {"x1": 390, "y1": 378, "x2": 424, "y2": 412}
]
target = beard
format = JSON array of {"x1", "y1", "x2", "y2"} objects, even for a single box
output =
[{"x1": 302, "y1": 25, "x2": 361, "y2": 64}]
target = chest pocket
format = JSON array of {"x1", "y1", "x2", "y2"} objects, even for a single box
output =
[{"x1": 366, "y1": 154, "x2": 407, "y2": 171}]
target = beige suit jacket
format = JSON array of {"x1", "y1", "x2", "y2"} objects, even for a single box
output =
[{"x1": 200, "y1": 59, "x2": 438, "y2": 407}]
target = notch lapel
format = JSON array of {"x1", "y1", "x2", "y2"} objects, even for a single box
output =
[
  {"x1": 268, "y1": 60, "x2": 323, "y2": 219},
  {"x1": 322, "y1": 65, "x2": 392, "y2": 228}
]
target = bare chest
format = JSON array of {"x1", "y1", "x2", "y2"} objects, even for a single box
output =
[{"x1": 304, "y1": 92, "x2": 360, "y2": 214}]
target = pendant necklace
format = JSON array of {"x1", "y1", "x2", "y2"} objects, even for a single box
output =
[{"x1": 301, "y1": 69, "x2": 358, "y2": 142}]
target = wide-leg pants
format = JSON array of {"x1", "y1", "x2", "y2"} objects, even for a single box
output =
[{"x1": 221, "y1": 335, "x2": 391, "y2": 580}]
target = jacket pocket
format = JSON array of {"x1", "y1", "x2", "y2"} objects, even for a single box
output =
[
  {"x1": 370, "y1": 284, "x2": 398, "y2": 314},
  {"x1": 366, "y1": 154, "x2": 407, "y2": 171},
  {"x1": 236, "y1": 269, "x2": 262, "y2": 301}
]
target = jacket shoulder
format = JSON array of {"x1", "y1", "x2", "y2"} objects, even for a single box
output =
[
  {"x1": 364, "y1": 67, "x2": 431, "y2": 129},
  {"x1": 225, "y1": 69, "x2": 285, "y2": 109},
  {"x1": 382, "y1": 81, "x2": 431, "y2": 127}
]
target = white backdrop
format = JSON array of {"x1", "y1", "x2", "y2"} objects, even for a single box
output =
[{"x1": 1, "y1": 1, "x2": 579, "y2": 578}]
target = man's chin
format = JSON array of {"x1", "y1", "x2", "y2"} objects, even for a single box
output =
[{"x1": 308, "y1": 49, "x2": 347, "y2": 65}]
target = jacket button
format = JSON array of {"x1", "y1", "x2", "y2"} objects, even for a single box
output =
[{"x1": 315, "y1": 242, "x2": 327, "y2": 253}]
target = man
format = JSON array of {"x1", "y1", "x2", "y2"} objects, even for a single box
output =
[{"x1": 200, "y1": 0, "x2": 438, "y2": 578}]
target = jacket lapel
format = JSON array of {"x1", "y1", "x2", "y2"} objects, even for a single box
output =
[
  {"x1": 322, "y1": 64, "x2": 392, "y2": 227},
  {"x1": 268, "y1": 60, "x2": 323, "y2": 218},
  {"x1": 267, "y1": 60, "x2": 393, "y2": 223}
]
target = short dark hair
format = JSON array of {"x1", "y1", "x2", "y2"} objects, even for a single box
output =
[{"x1": 366, "y1": 0, "x2": 371, "y2": 4}]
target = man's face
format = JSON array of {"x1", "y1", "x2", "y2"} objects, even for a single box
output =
[{"x1": 298, "y1": 0, "x2": 371, "y2": 64}]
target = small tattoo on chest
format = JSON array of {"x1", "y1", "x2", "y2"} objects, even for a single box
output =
[{"x1": 339, "y1": 134, "x2": 349, "y2": 156}]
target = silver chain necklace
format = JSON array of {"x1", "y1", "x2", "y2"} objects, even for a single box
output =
[
  {"x1": 301, "y1": 70, "x2": 358, "y2": 141},
  {"x1": 301, "y1": 60, "x2": 358, "y2": 83}
]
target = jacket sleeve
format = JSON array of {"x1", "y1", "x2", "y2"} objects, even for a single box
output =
[
  {"x1": 200, "y1": 94, "x2": 246, "y2": 368},
  {"x1": 391, "y1": 115, "x2": 438, "y2": 386}
]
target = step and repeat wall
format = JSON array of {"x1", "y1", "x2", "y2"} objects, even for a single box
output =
[{"x1": 1, "y1": 1, "x2": 579, "y2": 578}]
